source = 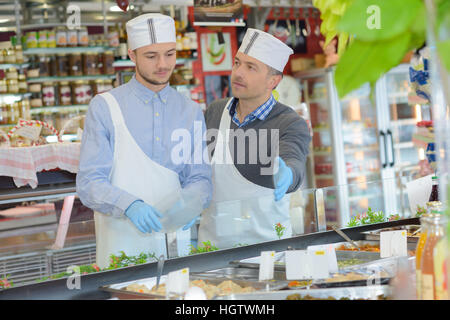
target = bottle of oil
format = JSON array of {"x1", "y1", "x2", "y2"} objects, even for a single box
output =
[{"x1": 429, "y1": 176, "x2": 439, "y2": 202}]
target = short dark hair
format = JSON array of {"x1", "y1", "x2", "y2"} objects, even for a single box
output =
[{"x1": 267, "y1": 65, "x2": 283, "y2": 90}]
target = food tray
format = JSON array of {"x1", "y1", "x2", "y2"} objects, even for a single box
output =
[
  {"x1": 192, "y1": 267, "x2": 288, "y2": 281},
  {"x1": 333, "y1": 240, "x2": 417, "y2": 252},
  {"x1": 361, "y1": 225, "x2": 421, "y2": 243},
  {"x1": 214, "y1": 285, "x2": 392, "y2": 300},
  {"x1": 99, "y1": 274, "x2": 289, "y2": 300}
]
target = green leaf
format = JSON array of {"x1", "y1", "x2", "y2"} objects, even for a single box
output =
[
  {"x1": 337, "y1": 0, "x2": 422, "y2": 41},
  {"x1": 335, "y1": 33, "x2": 411, "y2": 98},
  {"x1": 337, "y1": 32, "x2": 349, "y2": 56},
  {"x1": 437, "y1": 40, "x2": 450, "y2": 72}
]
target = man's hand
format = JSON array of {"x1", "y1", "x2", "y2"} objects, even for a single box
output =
[
  {"x1": 273, "y1": 157, "x2": 293, "y2": 201},
  {"x1": 125, "y1": 200, "x2": 163, "y2": 233}
]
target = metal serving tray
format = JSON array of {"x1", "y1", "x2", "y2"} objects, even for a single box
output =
[
  {"x1": 192, "y1": 267, "x2": 288, "y2": 281},
  {"x1": 99, "y1": 274, "x2": 289, "y2": 300},
  {"x1": 361, "y1": 225, "x2": 421, "y2": 243},
  {"x1": 214, "y1": 285, "x2": 392, "y2": 300}
]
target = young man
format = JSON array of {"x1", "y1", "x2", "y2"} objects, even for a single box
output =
[
  {"x1": 198, "y1": 28, "x2": 311, "y2": 249},
  {"x1": 76, "y1": 13, "x2": 212, "y2": 268}
]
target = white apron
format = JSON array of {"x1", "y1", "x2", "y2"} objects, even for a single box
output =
[
  {"x1": 198, "y1": 99, "x2": 292, "y2": 249},
  {"x1": 94, "y1": 92, "x2": 190, "y2": 269}
]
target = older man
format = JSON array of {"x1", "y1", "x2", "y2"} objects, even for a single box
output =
[{"x1": 198, "y1": 28, "x2": 311, "y2": 249}]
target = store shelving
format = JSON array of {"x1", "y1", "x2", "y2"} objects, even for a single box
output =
[
  {"x1": 0, "y1": 63, "x2": 29, "y2": 70},
  {"x1": 112, "y1": 58, "x2": 197, "y2": 68},
  {"x1": 30, "y1": 105, "x2": 89, "y2": 115},
  {"x1": 23, "y1": 46, "x2": 115, "y2": 55},
  {"x1": 27, "y1": 75, "x2": 116, "y2": 83}
]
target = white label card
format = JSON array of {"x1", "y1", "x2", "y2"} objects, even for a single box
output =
[
  {"x1": 380, "y1": 230, "x2": 407, "y2": 258},
  {"x1": 307, "y1": 244, "x2": 338, "y2": 273},
  {"x1": 258, "y1": 251, "x2": 275, "y2": 281},
  {"x1": 15, "y1": 124, "x2": 42, "y2": 141},
  {"x1": 285, "y1": 250, "x2": 311, "y2": 280},
  {"x1": 310, "y1": 250, "x2": 330, "y2": 280},
  {"x1": 166, "y1": 268, "x2": 189, "y2": 296}
]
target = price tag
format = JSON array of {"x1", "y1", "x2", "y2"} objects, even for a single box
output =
[
  {"x1": 307, "y1": 244, "x2": 338, "y2": 273},
  {"x1": 380, "y1": 230, "x2": 407, "y2": 258},
  {"x1": 285, "y1": 250, "x2": 311, "y2": 280},
  {"x1": 166, "y1": 268, "x2": 189, "y2": 296},
  {"x1": 15, "y1": 124, "x2": 42, "y2": 141},
  {"x1": 258, "y1": 251, "x2": 275, "y2": 281},
  {"x1": 310, "y1": 250, "x2": 330, "y2": 280}
]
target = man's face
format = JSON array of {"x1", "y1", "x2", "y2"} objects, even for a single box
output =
[
  {"x1": 129, "y1": 42, "x2": 177, "y2": 86},
  {"x1": 231, "y1": 52, "x2": 279, "y2": 100}
]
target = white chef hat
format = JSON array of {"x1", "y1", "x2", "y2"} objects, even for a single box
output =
[
  {"x1": 238, "y1": 28, "x2": 294, "y2": 72},
  {"x1": 126, "y1": 13, "x2": 176, "y2": 50}
]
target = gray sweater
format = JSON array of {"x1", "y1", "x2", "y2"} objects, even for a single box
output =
[{"x1": 204, "y1": 98, "x2": 311, "y2": 193}]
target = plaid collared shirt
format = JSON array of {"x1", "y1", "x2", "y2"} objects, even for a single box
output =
[{"x1": 227, "y1": 94, "x2": 276, "y2": 128}]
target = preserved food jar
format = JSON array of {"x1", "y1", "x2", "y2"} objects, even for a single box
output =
[
  {"x1": 108, "y1": 25, "x2": 119, "y2": 47},
  {"x1": 19, "y1": 99, "x2": 31, "y2": 120},
  {"x1": 47, "y1": 29, "x2": 56, "y2": 48},
  {"x1": 0, "y1": 103, "x2": 7, "y2": 124},
  {"x1": 7, "y1": 79, "x2": 19, "y2": 94},
  {"x1": 72, "y1": 80, "x2": 89, "y2": 104},
  {"x1": 68, "y1": 53, "x2": 82, "y2": 76},
  {"x1": 102, "y1": 50, "x2": 115, "y2": 75},
  {"x1": 58, "y1": 81, "x2": 72, "y2": 105},
  {"x1": 14, "y1": 45, "x2": 24, "y2": 63},
  {"x1": 6, "y1": 67, "x2": 18, "y2": 80},
  {"x1": 82, "y1": 52, "x2": 97, "y2": 75},
  {"x1": 38, "y1": 54, "x2": 50, "y2": 77},
  {"x1": 42, "y1": 81, "x2": 56, "y2": 106},
  {"x1": 67, "y1": 28, "x2": 78, "y2": 47},
  {"x1": 49, "y1": 55, "x2": 57, "y2": 76},
  {"x1": 30, "y1": 92, "x2": 43, "y2": 108},
  {"x1": 38, "y1": 30, "x2": 48, "y2": 48},
  {"x1": 29, "y1": 82, "x2": 42, "y2": 93},
  {"x1": 56, "y1": 27, "x2": 67, "y2": 47},
  {"x1": 0, "y1": 80, "x2": 7, "y2": 94},
  {"x1": 18, "y1": 74, "x2": 27, "y2": 93},
  {"x1": 4, "y1": 48, "x2": 16, "y2": 64},
  {"x1": 26, "y1": 31, "x2": 38, "y2": 49},
  {"x1": 78, "y1": 27, "x2": 89, "y2": 46},
  {"x1": 56, "y1": 53, "x2": 69, "y2": 77}
]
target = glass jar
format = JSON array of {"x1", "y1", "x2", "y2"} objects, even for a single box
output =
[
  {"x1": 103, "y1": 79, "x2": 114, "y2": 92},
  {"x1": 26, "y1": 31, "x2": 38, "y2": 49},
  {"x1": 47, "y1": 29, "x2": 56, "y2": 48},
  {"x1": 0, "y1": 80, "x2": 7, "y2": 94},
  {"x1": 68, "y1": 53, "x2": 82, "y2": 76},
  {"x1": 29, "y1": 82, "x2": 42, "y2": 93},
  {"x1": 6, "y1": 67, "x2": 18, "y2": 80},
  {"x1": 14, "y1": 45, "x2": 24, "y2": 63},
  {"x1": 72, "y1": 80, "x2": 85, "y2": 104},
  {"x1": 38, "y1": 54, "x2": 50, "y2": 77},
  {"x1": 420, "y1": 214, "x2": 448, "y2": 300},
  {"x1": 27, "y1": 55, "x2": 40, "y2": 78},
  {"x1": 78, "y1": 27, "x2": 89, "y2": 47},
  {"x1": 4, "y1": 48, "x2": 16, "y2": 64},
  {"x1": 67, "y1": 28, "x2": 78, "y2": 47},
  {"x1": 102, "y1": 51, "x2": 115, "y2": 75},
  {"x1": 58, "y1": 81, "x2": 72, "y2": 106},
  {"x1": 8, "y1": 103, "x2": 18, "y2": 124},
  {"x1": 82, "y1": 52, "x2": 97, "y2": 75},
  {"x1": 0, "y1": 103, "x2": 7, "y2": 124},
  {"x1": 42, "y1": 82, "x2": 56, "y2": 106},
  {"x1": 56, "y1": 26, "x2": 67, "y2": 47},
  {"x1": 49, "y1": 55, "x2": 57, "y2": 76},
  {"x1": 18, "y1": 74, "x2": 27, "y2": 93},
  {"x1": 84, "y1": 81, "x2": 93, "y2": 102},
  {"x1": 30, "y1": 92, "x2": 43, "y2": 108},
  {"x1": 56, "y1": 53, "x2": 69, "y2": 77},
  {"x1": 38, "y1": 30, "x2": 48, "y2": 48},
  {"x1": 19, "y1": 98, "x2": 31, "y2": 120},
  {"x1": 108, "y1": 26, "x2": 119, "y2": 47},
  {"x1": 7, "y1": 79, "x2": 19, "y2": 94},
  {"x1": 0, "y1": 49, "x2": 4, "y2": 64},
  {"x1": 92, "y1": 79, "x2": 103, "y2": 95}
]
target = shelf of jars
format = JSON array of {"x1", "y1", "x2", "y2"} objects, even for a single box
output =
[
  {"x1": 23, "y1": 47, "x2": 116, "y2": 55},
  {"x1": 27, "y1": 75, "x2": 116, "y2": 84},
  {"x1": 29, "y1": 105, "x2": 89, "y2": 115},
  {"x1": 112, "y1": 57, "x2": 197, "y2": 68},
  {"x1": 0, "y1": 63, "x2": 29, "y2": 70}
]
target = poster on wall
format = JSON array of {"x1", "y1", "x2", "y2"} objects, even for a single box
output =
[
  {"x1": 201, "y1": 32, "x2": 233, "y2": 72},
  {"x1": 194, "y1": 0, "x2": 244, "y2": 25}
]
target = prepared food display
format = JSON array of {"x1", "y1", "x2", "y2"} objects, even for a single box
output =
[
  {"x1": 125, "y1": 279, "x2": 256, "y2": 299},
  {"x1": 286, "y1": 293, "x2": 390, "y2": 300}
]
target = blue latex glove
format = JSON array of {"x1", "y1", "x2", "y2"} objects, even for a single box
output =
[
  {"x1": 273, "y1": 157, "x2": 293, "y2": 202},
  {"x1": 182, "y1": 216, "x2": 198, "y2": 231},
  {"x1": 124, "y1": 200, "x2": 163, "y2": 233}
]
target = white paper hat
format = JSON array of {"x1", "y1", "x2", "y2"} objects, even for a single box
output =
[
  {"x1": 238, "y1": 28, "x2": 294, "y2": 72},
  {"x1": 126, "y1": 13, "x2": 176, "y2": 50}
]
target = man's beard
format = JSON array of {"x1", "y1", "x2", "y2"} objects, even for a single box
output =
[{"x1": 136, "y1": 65, "x2": 172, "y2": 86}]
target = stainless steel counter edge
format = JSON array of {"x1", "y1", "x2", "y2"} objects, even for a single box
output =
[{"x1": 0, "y1": 218, "x2": 419, "y2": 300}]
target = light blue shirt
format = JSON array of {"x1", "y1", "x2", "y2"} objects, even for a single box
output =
[{"x1": 76, "y1": 75, "x2": 212, "y2": 217}]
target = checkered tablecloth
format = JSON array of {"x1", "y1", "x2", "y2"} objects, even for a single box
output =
[{"x1": 0, "y1": 142, "x2": 81, "y2": 188}]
